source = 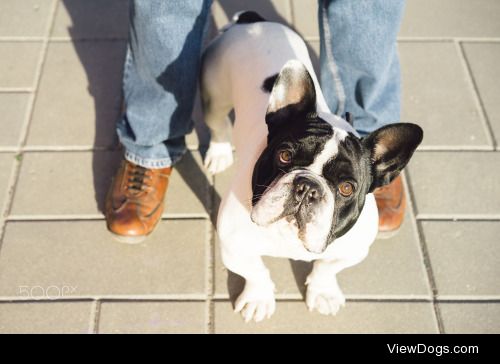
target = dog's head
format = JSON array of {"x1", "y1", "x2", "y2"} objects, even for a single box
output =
[{"x1": 251, "y1": 60, "x2": 423, "y2": 253}]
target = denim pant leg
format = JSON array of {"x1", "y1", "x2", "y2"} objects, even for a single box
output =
[
  {"x1": 117, "y1": 0, "x2": 212, "y2": 168},
  {"x1": 318, "y1": 0, "x2": 405, "y2": 136}
]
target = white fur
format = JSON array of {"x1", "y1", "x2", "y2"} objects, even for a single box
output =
[
  {"x1": 308, "y1": 129, "x2": 348, "y2": 174},
  {"x1": 201, "y1": 22, "x2": 379, "y2": 322},
  {"x1": 204, "y1": 141, "x2": 233, "y2": 174}
]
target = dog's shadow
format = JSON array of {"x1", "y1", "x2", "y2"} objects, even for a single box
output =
[{"x1": 225, "y1": 261, "x2": 313, "y2": 303}]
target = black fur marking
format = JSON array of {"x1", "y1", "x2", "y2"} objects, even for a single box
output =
[
  {"x1": 345, "y1": 112, "x2": 353, "y2": 125},
  {"x1": 362, "y1": 123, "x2": 423, "y2": 191},
  {"x1": 234, "y1": 11, "x2": 266, "y2": 24},
  {"x1": 322, "y1": 134, "x2": 371, "y2": 241},
  {"x1": 251, "y1": 59, "x2": 423, "y2": 249},
  {"x1": 261, "y1": 73, "x2": 279, "y2": 93},
  {"x1": 252, "y1": 115, "x2": 334, "y2": 207}
]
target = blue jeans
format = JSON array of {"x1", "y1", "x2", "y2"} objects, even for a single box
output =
[
  {"x1": 319, "y1": 0, "x2": 405, "y2": 136},
  {"x1": 118, "y1": 0, "x2": 404, "y2": 168},
  {"x1": 117, "y1": 0, "x2": 213, "y2": 168}
]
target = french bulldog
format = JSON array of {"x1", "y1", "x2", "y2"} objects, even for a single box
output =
[{"x1": 200, "y1": 11, "x2": 423, "y2": 322}]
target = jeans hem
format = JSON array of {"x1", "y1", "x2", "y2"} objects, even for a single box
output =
[{"x1": 124, "y1": 148, "x2": 186, "y2": 169}]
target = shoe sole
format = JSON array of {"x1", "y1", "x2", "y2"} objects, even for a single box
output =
[
  {"x1": 109, "y1": 232, "x2": 148, "y2": 245},
  {"x1": 376, "y1": 228, "x2": 401, "y2": 240}
]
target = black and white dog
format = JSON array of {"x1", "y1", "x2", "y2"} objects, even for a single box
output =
[{"x1": 201, "y1": 12, "x2": 422, "y2": 322}]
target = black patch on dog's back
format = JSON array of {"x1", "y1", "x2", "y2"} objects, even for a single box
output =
[
  {"x1": 261, "y1": 73, "x2": 279, "y2": 93},
  {"x1": 234, "y1": 11, "x2": 266, "y2": 24}
]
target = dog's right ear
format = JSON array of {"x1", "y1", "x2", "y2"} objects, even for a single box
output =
[{"x1": 265, "y1": 60, "x2": 316, "y2": 129}]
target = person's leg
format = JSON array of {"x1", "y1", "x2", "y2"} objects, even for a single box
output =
[
  {"x1": 118, "y1": 0, "x2": 213, "y2": 168},
  {"x1": 318, "y1": 0, "x2": 405, "y2": 136},
  {"x1": 318, "y1": 0, "x2": 407, "y2": 236},
  {"x1": 106, "y1": 0, "x2": 212, "y2": 243}
]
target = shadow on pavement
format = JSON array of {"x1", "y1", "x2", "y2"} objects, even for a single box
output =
[{"x1": 64, "y1": 0, "x2": 311, "y2": 301}]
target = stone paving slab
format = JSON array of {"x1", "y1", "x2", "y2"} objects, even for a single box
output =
[
  {"x1": 290, "y1": 0, "x2": 318, "y2": 39},
  {"x1": 27, "y1": 41, "x2": 125, "y2": 148},
  {"x1": 0, "y1": 0, "x2": 53, "y2": 37},
  {"x1": 421, "y1": 221, "x2": 500, "y2": 296},
  {"x1": 0, "y1": 94, "x2": 29, "y2": 147},
  {"x1": 399, "y1": 42, "x2": 489, "y2": 149},
  {"x1": 51, "y1": 0, "x2": 129, "y2": 39},
  {"x1": 165, "y1": 151, "x2": 212, "y2": 216},
  {"x1": 0, "y1": 42, "x2": 42, "y2": 88},
  {"x1": 400, "y1": 0, "x2": 500, "y2": 38},
  {"x1": 462, "y1": 43, "x2": 500, "y2": 145},
  {"x1": 407, "y1": 152, "x2": 500, "y2": 216},
  {"x1": 439, "y1": 303, "x2": 500, "y2": 334},
  {"x1": 9, "y1": 150, "x2": 209, "y2": 216},
  {"x1": 214, "y1": 301, "x2": 437, "y2": 333},
  {"x1": 0, "y1": 220, "x2": 206, "y2": 297},
  {"x1": 0, "y1": 301, "x2": 92, "y2": 334},
  {"x1": 307, "y1": 39, "x2": 320, "y2": 75},
  {"x1": 98, "y1": 301, "x2": 205, "y2": 334},
  {"x1": 10, "y1": 151, "x2": 121, "y2": 216}
]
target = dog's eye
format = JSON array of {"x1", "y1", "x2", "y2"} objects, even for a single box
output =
[
  {"x1": 277, "y1": 149, "x2": 293, "y2": 165},
  {"x1": 338, "y1": 181, "x2": 354, "y2": 197}
]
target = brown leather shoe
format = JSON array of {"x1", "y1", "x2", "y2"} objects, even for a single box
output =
[
  {"x1": 373, "y1": 175, "x2": 406, "y2": 238},
  {"x1": 105, "y1": 159, "x2": 172, "y2": 244}
]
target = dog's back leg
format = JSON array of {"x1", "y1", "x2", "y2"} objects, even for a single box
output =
[{"x1": 200, "y1": 43, "x2": 234, "y2": 174}]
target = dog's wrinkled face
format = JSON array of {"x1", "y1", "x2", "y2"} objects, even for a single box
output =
[{"x1": 251, "y1": 60, "x2": 423, "y2": 253}]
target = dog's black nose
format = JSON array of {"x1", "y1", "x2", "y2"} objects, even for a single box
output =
[{"x1": 293, "y1": 176, "x2": 323, "y2": 205}]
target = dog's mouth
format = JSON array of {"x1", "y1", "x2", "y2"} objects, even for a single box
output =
[
  {"x1": 250, "y1": 192, "x2": 302, "y2": 226},
  {"x1": 251, "y1": 202, "x2": 328, "y2": 254}
]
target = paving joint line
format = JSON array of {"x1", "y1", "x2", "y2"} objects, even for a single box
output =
[
  {"x1": 89, "y1": 299, "x2": 101, "y2": 334},
  {"x1": 397, "y1": 37, "x2": 500, "y2": 43},
  {"x1": 49, "y1": 37, "x2": 128, "y2": 42},
  {"x1": 436, "y1": 297, "x2": 500, "y2": 303},
  {"x1": 286, "y1": 0, "x2": 294, "y2": 25},
  {"x1": 416, "y1": 214, "x2": 500, "y2": 221},
  {"x1": 6, "y1": 213, "x2": 209, "y2": 222},
  {"x1": 212, "y1": 296, "x2": 434, "y2": 303},
  {"x1": 0, "y1": 36, "x2": 45, "y2": 42},
  {"x1": 303, "y1": 36, "x2": 500, "y2": 43},
  {"x1": 0, "y1": 88, "x2": 35, "y2": 93},
  {"x1": 4, "y1": 145, "x2": 499, "y2": 154},
  {"x1": 416, "y1": 145, "x2": 495, "y2": 152},
  {"x1": 0, "y1": 145, "x2": 198, "y2": 152},
  {"x1": 0, "y1": 294, "x2": 209, "y2": 302},
  {"x1": 403, "y1": 170, "x2": 445, "y2": 334},
  {"x1": 21, "y1": 145, "x2": 121, "y2": 152},
  {"x1": 205, "y1": 173, "x2": 216, "y2": 334},
  {"x1": 0, "y1": 296, "x2": 439, "y2": 303},
  {"x1": 455, "y1": 39, "x2": 497, "y2": 149}
]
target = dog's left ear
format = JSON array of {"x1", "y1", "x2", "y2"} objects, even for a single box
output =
[
  {"x1": 265, "y1": 60, "x2": 316, "y2": 128},
  {"x1": 362, "y1": 123, "x2": 423, "y2": 192}
]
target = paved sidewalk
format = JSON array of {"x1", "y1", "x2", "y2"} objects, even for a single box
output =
[{"x1": 0, "y1": 0, "x2": 499, "y2": 334}]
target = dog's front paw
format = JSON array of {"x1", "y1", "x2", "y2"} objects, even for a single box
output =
[
  {"x1": 204, "y1": 141, "x2": 233, "y2": 174},
  {"x1": 234, "y1": 281, "x2": 276, "y2": 323},
  {"x1": 306, "y1": 280, "x2": 346, "y2": 316}
]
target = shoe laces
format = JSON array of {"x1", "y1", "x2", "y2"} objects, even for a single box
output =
[{"x1": 126, "y1": 165, "x2": 153, "y2": 194}]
